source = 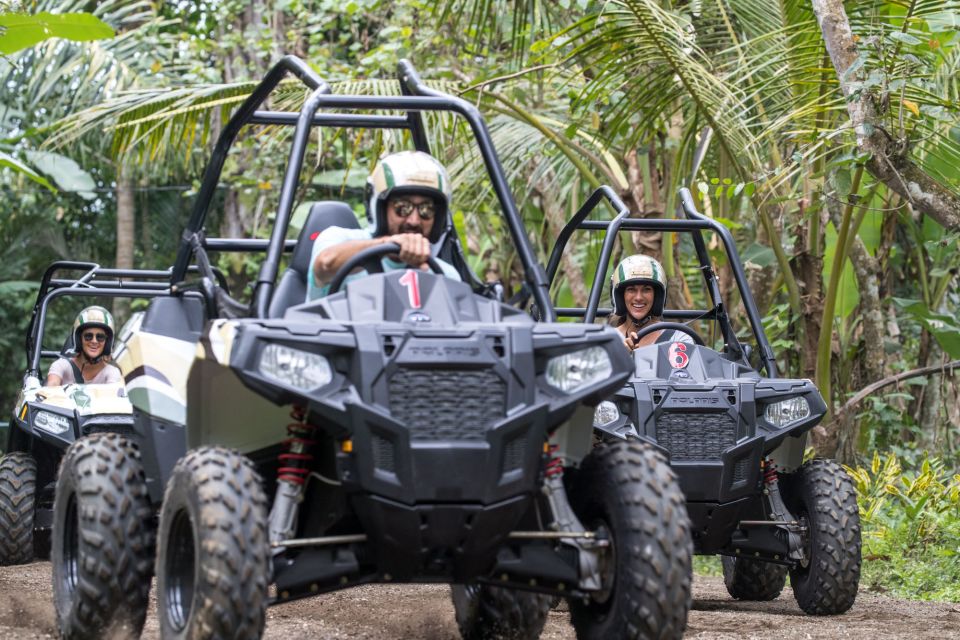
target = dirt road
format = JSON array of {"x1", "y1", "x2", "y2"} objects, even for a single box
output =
[{"x1": 0, "y1": 562, "x2": 956, "y2": 639}]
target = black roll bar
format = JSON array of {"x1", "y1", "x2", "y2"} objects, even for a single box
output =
[
  {"x1": 172, "y1": 56, "x2": 329, "y2": 284},
  {"x1": 172, "y1": 55, "x2": 555, "y2": 322},
  {"x1": 678, "y1": 188, "x2": 777, "y2": 376},
  {"x1": 545, "y1": 187, "x2": 778, "y2": 377},
  {"x1": 27, "y1": 286, "x2": 184, "y2": 376},
  {"x1": 397, "y1": 60, "x2": 432, "y2": 153}
]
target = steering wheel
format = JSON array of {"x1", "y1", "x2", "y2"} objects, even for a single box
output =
[
  {"x1": 328, "y1": 243, "x2": 445, "y2": 294},
  {"x1": 633, "y1": 321, "x2": 705, "y2": 346}
]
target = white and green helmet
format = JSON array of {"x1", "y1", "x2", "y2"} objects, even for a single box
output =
[
  {"x1": 367, "y1": 150, "x2": 451, "y2": 243},
  {"x1": 610, "y1": 254, "x2": 667, "y2": 317},
  {"x1": 72, "y1": 305, "x2": 116, "y2": 357}
]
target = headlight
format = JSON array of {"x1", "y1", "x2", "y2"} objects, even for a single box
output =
[
  {"x1": 764, "y1": 397, "x2": 810, "y2": 428},
  {"x1": 35, "y1": 410, "x2": 72, "y2": 435},
  {"x1": 593, "y1": 401, "x2": 619, "y2": 427},
  {"x1": 259, "y1": 344, "x2": 333, "y2": 389},
  {"x1": 546, "y1": 346, "x2": 613, "y2": 393}
]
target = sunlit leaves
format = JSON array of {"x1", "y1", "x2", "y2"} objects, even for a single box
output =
[{"x1": 0, "y1": 11, "x2": 113, "y2": 55}]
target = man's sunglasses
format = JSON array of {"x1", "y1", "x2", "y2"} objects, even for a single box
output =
[
  {"x1": 391, "y1": 199, "x2": 436, "y2": 220},
  {"x1": 82, "y1": 332, "x2": 107, "y2": 343}
]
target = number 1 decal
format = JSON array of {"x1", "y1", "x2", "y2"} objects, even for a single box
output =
[
  {"x1": 668, "y1": 342, "x2": 689, "y2": 369},
  {"x1": 399, "y1": 269, "x2": 421, "y2": 308}
]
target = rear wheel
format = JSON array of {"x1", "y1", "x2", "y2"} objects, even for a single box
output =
[
  {"x1": 785, "y1": 459, "x2": 861, "y2": 615},
  {"x1": 156, "y1": 447, "x2": 270, "y2": 640},
  {"x1": 452, "y1": 583, "x2": 551, "y2": 640},
  {"x1": 567, "y1": 440, "x2": 692, "y2": 640},
  {"x1": 52, "y1": 433, "x2": 154, "y2": 639},
  {"x1": 0, "y1": 452, "x2": 37, "y2": 565},
  {"x1": 721, "y1": 555, "x2": 787, "y2": 601}
]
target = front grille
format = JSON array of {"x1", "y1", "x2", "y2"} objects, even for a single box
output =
[
  {"x1": 372, "y1": 434, "x2": 396, "y2": 473},
  {"x1": 732, "y1": 456, "x2": 751, "y2": 484},
  {"x1": 388, "y1": 368, "x2": 506, "y2": 440},
  {"x1": 655, "y1": 412, "x2": 737, "y2": 460},
  {"x1": 502, "y1": 436, "x2": 526, "y2": 472}
]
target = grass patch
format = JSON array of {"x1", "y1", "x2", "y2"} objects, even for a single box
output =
[{"x1": 693, "y1": 555, "x2": 722, "y2": 577}]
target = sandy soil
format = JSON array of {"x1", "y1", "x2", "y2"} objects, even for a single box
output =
[{"x1": 0, "y1": 562, "x2": 956, "y2": 639}]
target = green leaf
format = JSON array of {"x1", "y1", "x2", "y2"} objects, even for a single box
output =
[
  {"x1": 24, "y1": 150, "x2": 96, "y2": 199},
  {"x1": 926, "y1": 10, "x2": 960, "y2": 33},
  {"x1": 741, "y1": 243, "x2": 776, "y2": 268},
  {"x1": 0, "y1": 12, "x2": 114, "y2": 54},
  {"x1": 886, "y1": 32, "x2": 922, "y2": 47},
  {"x1": 0, "y1": 150, "x2": 55, "y2": 191}
]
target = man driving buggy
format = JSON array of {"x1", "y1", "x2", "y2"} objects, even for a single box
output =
[
  {"x1": 45, "y1": 305, "x2": 123, "y2": 386},
  {"x1": 308, "y1": 150, "x2": 461, "y2": 300},
  {"x1": 610, "y1": 254, "x2": 694, "y2": 352}
]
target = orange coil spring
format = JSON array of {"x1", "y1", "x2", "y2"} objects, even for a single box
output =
[
  {"x1": 763, "y1": 459, "x2": 778, "y2": 485},
  {"x1": 545, "y1": 444, "x2": 564, "y2": 478},
  {"x1": 277, "y1": 405, "x2": 319, "y2": 485}
]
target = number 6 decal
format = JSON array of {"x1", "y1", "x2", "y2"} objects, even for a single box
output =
[
  {"x1": 668, "y1": 342, "x2": 689, "y2": 369},
  {"x1": 399, "y1": 269, "x2": 421, "y2": 308}
]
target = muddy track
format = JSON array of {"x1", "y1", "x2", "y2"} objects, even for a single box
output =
[{"x1": 0, "y1": 562, "x2": 957, "y2": 639}]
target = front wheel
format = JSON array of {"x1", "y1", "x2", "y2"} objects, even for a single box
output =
[
  {"x1": 451, "y1": 583, "x2": 551, "y2": 640},
  {"x1": 52, "y1": 434, "x2": 154, "y2": 639},
  {"x1": 0, "y1": 452, "x2": 37, "y2": 565},
  {"x1": 785, "y1": 459, "x2": 861, "y2": 615},
  {"x1": 721, "y1": 555, "x2": 787, "y2": 601},
  {"x1": 156, "y1": 447, "x2": 270, "y2": 640},
  {"x1": 567, "y1": 440, "x2": 692, "y2": 640}
]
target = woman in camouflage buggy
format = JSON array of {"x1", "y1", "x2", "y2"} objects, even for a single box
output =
[{"x1": 45, "y1": 305, "x2": 122, "y2": 386}]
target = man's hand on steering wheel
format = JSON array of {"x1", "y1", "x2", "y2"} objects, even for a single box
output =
[{"x1": 385, "y1": 233, "x2": 431, "y2": 268}]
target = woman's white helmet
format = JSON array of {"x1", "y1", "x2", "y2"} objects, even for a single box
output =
[
  {"x1": 610, "y1": 254, "x2": 667, "y2": 317},
  {"x1": 366, "y1": 150, "x2": 452, "y2": 243}
]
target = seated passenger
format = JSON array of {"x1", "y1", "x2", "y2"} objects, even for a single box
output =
[
  {"x1": 610, "y1": 255, "x2": 694, "y2": 351},
  {"x1": 45, "y1": 306, "x2": 122, "y2": 386},
  {"x1": 307, "y1": 150, "x2": 461, "y2": 300}
]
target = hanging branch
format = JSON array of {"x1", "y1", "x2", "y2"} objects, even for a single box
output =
[
  {"x1": 836, "y1": 360, "x2": 960, "y2": 417},
  {"x1": 811, "y1": 0, "x2": 960, "y2": 230}
]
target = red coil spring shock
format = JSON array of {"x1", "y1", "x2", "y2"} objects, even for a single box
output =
[
  {"x1": 763, "y1": 458, "x2": 778, "y2": 485},
  {"x1": 545, "y1": 444, "x2": 564, "y2": 478},
  {"x1": 277, "y1": 405, "x2": 319, "y2": 485}
]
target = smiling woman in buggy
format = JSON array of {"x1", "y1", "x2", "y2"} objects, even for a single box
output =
[
  {"x1": 609, "y1": 254, "x2": 694, "y2": 351},
  {"x1": 45, "y1": 305, "x2": 122, "y2": 386}
]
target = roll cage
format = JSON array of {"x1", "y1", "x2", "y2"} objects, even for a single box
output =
[
  {"x1": 545, "y1": 186, "x2": 779, "y2": 378},
  {"x1": 24, "y1": 262, "x2": 211, "y2": 379},
  {"x1": 169, "y1": 56, "x2": 555, "y2": 321}
]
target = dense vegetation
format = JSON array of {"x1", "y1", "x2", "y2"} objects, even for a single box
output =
[{"x1": 1, "y1": 0, "x2": 959, "y2": 600}]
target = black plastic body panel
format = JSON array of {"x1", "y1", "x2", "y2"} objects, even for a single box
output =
[
  {"x1": 618, "y1": 342, "x2": 827, "y2": 558},
  {"x1": 132, "y1": 412, "x2": 187, "y2": 504}
]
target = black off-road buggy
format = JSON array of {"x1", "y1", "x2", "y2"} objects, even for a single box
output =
[
  {"x1": 550, "y1": 186, "x2": 862, "y2": 615},
  {"x1": 49, "y1": 56, "x2": 695, "y2": 640}
]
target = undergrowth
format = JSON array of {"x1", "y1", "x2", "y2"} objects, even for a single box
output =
[
  {"x1": 691, "y1": 452, "x2": 960, "y2": 603},
  {"x1": 846, "y1": 451, "x2": 960, "y2": 602}
]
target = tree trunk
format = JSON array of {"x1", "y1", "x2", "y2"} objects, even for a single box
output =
[
  {"x1": 811, "y1": 0, "x2": 960, "y2": 230},
  {"x1": 533, "y1": 166, "x2": 589, "y2": 307},
  {"x1": 113, "y1": 166, "x2": 135, "y2": 320}
]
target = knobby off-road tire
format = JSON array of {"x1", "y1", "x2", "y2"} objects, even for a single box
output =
[
  {"x1": 157, "y1": 447, "x2": 270, "y2": 640},
  {"x1": 451, "y1": 583, "x2": 552, "y2": 640},
  {"x1": 52, "y1": 433, "x2": 155, "y2": 640},
  {"x1": 785, "y1": 458, "x2": 861, "y2": 615},
  {"x1": 567, "y1": 440, "x2": 692, "y2": 640},
  {"x1": 721, "y1": 556, "x2": 787, "y2": 601},
  {"x1": 0, "y1": 452, "x2": 37, "y2": 565}
]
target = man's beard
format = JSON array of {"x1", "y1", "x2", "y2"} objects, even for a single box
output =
[{"x1": 399, "y1": 223, "x2": 424, "y2": 235}]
